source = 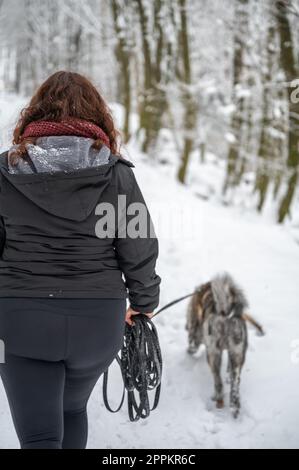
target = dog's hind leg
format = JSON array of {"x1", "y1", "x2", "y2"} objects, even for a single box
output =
[
  {"x1": 187, "y1": 319, "x2": 202, "y2": 355},
  {"x1": 187, "y1": 327, "x2": 202, "y2": 355},
  {"x1": 206, "y1": 347, "x2": 224, "y2": 409},
  {"x1": 228, "y1": 358, "x2": 242, "y2": 418},
  {"x1": 226, "y1": 355, "x2": 232, "y2": 384},
  {"x1": 228, "y1": 319, "x2": 247, "y2": 418},
  {"x1": 186, "y1": 303, "x2": 202, "y2": 355}
]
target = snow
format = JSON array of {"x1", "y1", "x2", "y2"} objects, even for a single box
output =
[
  {"x1": 0, "y1": 92, "x2": 27, "y2": 150},
  {"x1": 0, "y1": 95, "x2": 299, "y2": 449}
]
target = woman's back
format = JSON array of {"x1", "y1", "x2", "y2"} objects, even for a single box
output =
[{"x1": 0, "y1": 134, "x2": 160, "y2": 309}]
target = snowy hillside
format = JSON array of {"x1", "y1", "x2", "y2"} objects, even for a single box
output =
[{"x1": 0, "y1": 95, "x2": 299, "y2": 449}]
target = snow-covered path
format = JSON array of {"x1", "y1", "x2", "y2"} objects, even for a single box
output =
[{"x1": 0, "y1": 95, "x2": 299, "y2": 449}]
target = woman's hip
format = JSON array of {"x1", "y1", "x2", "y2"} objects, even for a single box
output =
[{"x1": 0, "y1": 297, "x2": 126, "y2": 365}]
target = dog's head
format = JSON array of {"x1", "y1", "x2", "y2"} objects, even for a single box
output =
[{"x1": 211, "y1": 272, "x2": 248, "y2": 317}]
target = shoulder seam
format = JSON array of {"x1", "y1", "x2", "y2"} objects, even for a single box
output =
[{"x1": 114, "y1": 154, "x2": 135, "y2": 168}]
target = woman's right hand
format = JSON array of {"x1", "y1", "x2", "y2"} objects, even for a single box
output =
[{"x1": 125, "y1": 307, "x2": 153, "y2": 326}]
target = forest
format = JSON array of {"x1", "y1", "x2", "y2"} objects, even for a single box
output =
[
  {"x1": 1, "y1": 1, "x2": 299, "y2": 450},
  {"x1": 0, "y1": 0, "x2": 299, "y2": 223}
]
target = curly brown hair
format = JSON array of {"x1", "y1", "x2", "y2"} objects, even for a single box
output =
[{"x1": 10, "y1": 71, "x2": 121, "y2": 164}]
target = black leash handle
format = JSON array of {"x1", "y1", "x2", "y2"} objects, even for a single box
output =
[
  {"x1": 103, "y1": 291, "x2": 197, "y2": 421},
  {"x1": 103, "y1": 315, "x2": 162, "y2": 422}
]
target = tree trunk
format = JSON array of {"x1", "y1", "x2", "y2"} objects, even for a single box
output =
[
  {"x1": 223, "y1": 0, "x2": 249, "y2": 194},
  {"x1": 24, "y1": 0, "x2": 38, "y2": 95},
  {"x1": 255, "y1": 22, "x2": 277, "y2": 212},
  {"x1": 135, "y1": 0, "x2": 167, "y2": 154},
  {"x1": 177, "y1": 0, "x2": 197, "y2": 184},
  {"x1": 111, "y1": 0, "x2": 132, "y2": 143},
  {"x1": 275, "y1": 0, "x2": 299, "y2": 223},
  {"x1": 135, "y1": 0, "x2": 154, "y2": 151}
]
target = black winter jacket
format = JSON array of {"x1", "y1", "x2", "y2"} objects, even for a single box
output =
[{"x1": 0, "y1": 146, "x2": 160, "y2": 313}]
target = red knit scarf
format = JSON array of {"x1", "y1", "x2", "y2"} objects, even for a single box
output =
[{"x1": 21, "y1": 118, "x2": 111, "y2": 149}]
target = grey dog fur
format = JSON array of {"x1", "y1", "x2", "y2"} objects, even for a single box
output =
[{"x1": 186, "y1": 272, "x2": 248, "y2": 418}]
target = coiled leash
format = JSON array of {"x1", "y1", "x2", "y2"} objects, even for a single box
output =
[{"x1": 103, "y1": 292, "x2": 196, "y2": 422}]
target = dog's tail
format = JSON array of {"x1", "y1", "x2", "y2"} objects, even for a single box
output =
[{"x1": 242, "y1": 313, "x2": 265, "y2": 336}]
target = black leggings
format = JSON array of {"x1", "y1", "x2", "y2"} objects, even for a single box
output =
[{"x1": 0, "y1": 297, "x2": 126, "y2": 449}]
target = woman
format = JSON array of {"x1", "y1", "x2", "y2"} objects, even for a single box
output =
[{"x1": 0, "y1": 71, "x2": 160, "y2": 449}]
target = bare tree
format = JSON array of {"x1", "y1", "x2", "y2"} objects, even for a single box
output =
[
  {"x1": 223, "y1": 0, "x2": 249, "y2": 194},
  {"x1": 134, "y1": 0, "x2": 168, "y2": 154},
  {"x1": 255, "y1": 20, "x2": 278, "y2": 211},
  {"x1": 177, "y1": 0, "x2": 198, "y2": 184},
  {"x1": 111, "y1": 0, "x2": 132, "y2": 143},
  {"x1": 275, "y1": 0, "x2": 299, "y2": 223}
]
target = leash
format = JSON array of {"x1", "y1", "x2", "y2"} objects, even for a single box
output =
[
  {"x1": 152, "y1": 292, "x2": 197, "y2": 317},
  {"x1": 103, "y1": 315, "x2": 162, "y2": 422},
  {"x1": 103, "y1": 291, "x2": 197, "y2": 422}
]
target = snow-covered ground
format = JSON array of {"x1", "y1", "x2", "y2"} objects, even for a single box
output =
[{"x1": 0, "y1": 94, "x2": 299, "y2": 449}]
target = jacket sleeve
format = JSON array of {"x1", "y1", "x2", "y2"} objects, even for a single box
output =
[
  {"x1": 114, "y1": 167, "x2": 161, "y2": 313},
  {"x1": 0, "y1": 216, "x2": 5, "y2": 256},
  {"x1": 0, "y1": 156, "x2": 6, "y2": 255}
]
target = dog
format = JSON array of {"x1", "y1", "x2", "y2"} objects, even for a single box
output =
[{"x1": 186, "y1": 273, "x2": 264, "y2": 418}]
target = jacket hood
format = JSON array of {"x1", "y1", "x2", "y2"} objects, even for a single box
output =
[{"x1": 0, "y1": 136, "x2": 133, "y2": 222}]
